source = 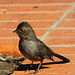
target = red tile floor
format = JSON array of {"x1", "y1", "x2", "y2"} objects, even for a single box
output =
[{"x1": 0, "y1": 0, "x2": 75, "y2": 75}]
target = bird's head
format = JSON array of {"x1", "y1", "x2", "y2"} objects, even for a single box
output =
[{"x1": 13, "y1": 22, "x2": 35, "y2": 39}]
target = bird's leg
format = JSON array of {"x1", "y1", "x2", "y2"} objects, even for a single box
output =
[
  {"x1": 30, "y1": 61, "x2": 33, "y2": 68},
  {"x1": 28, "y1": 60, "x2": 43, "y2": 74},
  {"x1": 35, "y1": 60, "x2": 43, "y2": 72}
]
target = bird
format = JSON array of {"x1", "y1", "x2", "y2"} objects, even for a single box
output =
[{"x1": 13, "y1": 21, "x2": 70, "y2": 74}]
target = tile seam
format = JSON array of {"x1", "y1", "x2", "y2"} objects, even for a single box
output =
[
  {"x1": 0, "y1": 3, "x2": 74, "y2": 6},
  {"x1": 41, "y1": 4, "x2": 75, "y2": 41},
  {"x1": 0, "y1": 19, "x2": 75, "y2": 22},
  {"x1": 0, "y1": 20, "x2": 56, "y2": 22},
  {"x1": 0, "y1": 11, "x2": 65, "y2": 14},
  {"x1": 48, "y1": 45, "x2": 75, "y2": 47},
  {"x1": 1, "y1": 27, "x2": 75, "y2": 30}
]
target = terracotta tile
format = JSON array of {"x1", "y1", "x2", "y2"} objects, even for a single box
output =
[
  {"x1": 43, "y1": 38, "x2": 75, "y2": 45},
  {"x1": 43, "y1": 64, "x2": 75, "y2": 73},
  {"x1": 0, "y1": 29, "x2": 47, "y2": 38},
  {"x1": 0, "y1": 22, "x2": 19, "y2": 29},
  {"x1": 34, "y1": 29, "x2": 48, "y2": 37},
  {"x1": 0, "y1": 13, "x2": 63, "y2": 20},
  {"x1": 12, "y1": 57, "x2": 75, "y2": 75},
  {"x1": 0, "y1": 21, "x2": 55, "y2": 29},
  {"x1": 73, "y1": 8, "x2": 75, "y2": 11},
  {"x1": 57, "y1": 20, "x2": 75, "y2": 27},
  {"x1": 0, "y1": 0, "x2": 75, "y2": 4},
  {"x1": 65, "y1": 12, "x2": 75, "y2": 19},
  {"x1": 50, "y1": 47, "x2": 75, "y2": 54},
  {"x1": 0, "y1": 30, "x2": 18, "y2": 37},
  {"x1": 0, "y1": 39, "x2": 19, "y2": 45},
  {"x1": 47, "y1": 29, "x2": 75, "y2": 37},
  {"x1": 0, "y1": 5, "x2": 72, "y2": 12},
  {"x1": 0, "y1": 45, "x2": 23, "y2": 57},
  {"x1": 30, "y1": 21, "x2": 55, "y2": 28},
  {"x1": 0, "y1": 0, "x2": 74, "y2": 75}
]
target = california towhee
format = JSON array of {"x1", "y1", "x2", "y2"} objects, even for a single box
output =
[{"x1": 13, "y1": 22, "x2": 70, "y2": 74}]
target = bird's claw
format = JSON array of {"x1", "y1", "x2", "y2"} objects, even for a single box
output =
[{"x1": 27, "y1": 70, "x2": 40, "y2": 74}]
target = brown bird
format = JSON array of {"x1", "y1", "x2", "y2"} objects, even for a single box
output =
[{"x1": 13, "y1": 22, "x2": 70, "y2": 74}]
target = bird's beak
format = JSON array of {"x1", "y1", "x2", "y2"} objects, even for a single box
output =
[{"x1": 13, "y1": 29, "x2": 17, "y2": 33}]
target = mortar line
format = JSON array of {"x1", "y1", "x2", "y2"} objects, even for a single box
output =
[
  {"x1": 41, "y1": 4, "x2": 75, "y2": 41},
  {"x1": 0, "y1": 37, "x2": 41, "y2": 39},
  {"x1": 66, "y1": 63, "x2": 75, "y2": 64},
  {"x1": 0, "y1": 37, "x2": 75, "y2": 39},
  {"x1": 48, "y1": 45, "x2": 75, "y2": 47},
  {"x1": 1, "y1": 27, "x2": 75, "y2": 30},
  {"x1": 46, "y1": 37, "x2": 75, "y2": 38},
  {"x1": 0, "y1": 37, "x2": 19, "y2": 39},
  {"x1": 0, "y1": 11, "x2": 65, "y2": 14},
  {"x1": 39, "y1": 72, "x2": 75, "y2": 74},
  {"x1": 0, "y1": 3, "x2": 74, "y2": 6},
  {"x1": 0, "y1": 19, "x2": 75, "y2": 22},
  {"x1": 71, "y1": 11, "x2": 75, "y2": 12},
  {"x1": 0, "y1": 20, "x2": 56, "y2": 22},
  {"x1": 64, "y1": 19, "x2": 75, "y2": 20},
  {"x1": 0, "y1": 28, "x2": 49, "y2": 30},
  {"x1": 55, "y1": 27, "x2": 75, "y2": 29},
  {"x1": 60, "y1": 54, "x2": 75, "y2": 55}
]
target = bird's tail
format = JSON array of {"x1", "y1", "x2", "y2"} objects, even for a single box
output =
[{"x1": 52, "y1": 52, "x2": 70, "y2": 63}]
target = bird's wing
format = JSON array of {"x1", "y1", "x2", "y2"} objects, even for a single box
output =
[{"x1": 35, "y1": 39, "x2": 54, "y2": 61}]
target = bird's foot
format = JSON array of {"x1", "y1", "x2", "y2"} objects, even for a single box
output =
[{"x1": 28, "y1": 70, "x2": 40, "y2": 74}]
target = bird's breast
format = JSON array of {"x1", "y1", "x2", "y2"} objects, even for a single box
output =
[{"x1": 19, "y1": 39, "x2": 41, "y2": 61}]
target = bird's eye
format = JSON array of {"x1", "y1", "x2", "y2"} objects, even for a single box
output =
[
  {"x1": 18, "y1": 29, "x2": 23, "y2": 32},
  {"x1": 21, "y1": 29, "x2": 23, "y2": 31}
]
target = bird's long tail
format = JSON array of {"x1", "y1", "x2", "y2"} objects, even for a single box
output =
[{"x1": 52, "y1": 52, "x2": 70, "y2": 63}]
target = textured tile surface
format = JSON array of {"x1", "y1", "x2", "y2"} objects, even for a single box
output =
[{"x1": 0, "y1": 0, "x2": 75, "y2": 75}]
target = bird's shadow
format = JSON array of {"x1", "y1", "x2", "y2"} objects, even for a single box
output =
[{"x1": 16, "y1": 61, "x2": 68, "y2": 71}]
